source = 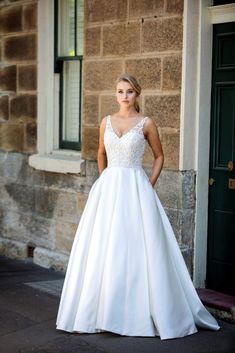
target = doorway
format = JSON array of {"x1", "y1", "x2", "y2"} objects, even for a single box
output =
[{"x1": 207, "y1": 22, "x2": 235, "y2": 295}]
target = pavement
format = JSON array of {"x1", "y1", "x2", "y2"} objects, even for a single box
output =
[{"x1": 0, "y1": 256, "x2": 235, "y2": 353}]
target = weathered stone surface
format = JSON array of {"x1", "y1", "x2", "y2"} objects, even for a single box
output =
[
  {"x1": 85, "y1": 0, "x2": 127, "y2": 23},
  {"x1": 54, "y1": 191, "x2": 79, "y2": 223},
  {"x1": 0, "y1": 5, "x2": 22, "y2": 33},
  {"x1": 4, "y1": 34, "x2": 36, "y2": 61},
  {"x1": 164, "y1": 207, "x2": 181, "y2": 241},
  {"x1": 0, "y1": 151, "x2": 25, "y2": 183},
  {"x1": 23, "y1": 3, "x2": 37, "y2": 30},
  {"x1": 0, "y1": 237, "x2": 27, "y2": 259},
  {"x1": 181, "y1": 246, "x2": 193, "y2": 277},
  {"x1": 142, "y1": 17, "x2": 183, "y2": 52},
  {"x1": 181, "y1": 209, "x2": 195, "y2": 248},
  {"x1": 0, "y1": 65, "x2": 16, "y2": 91},
  {"x1": 10, "y1": 94, "x2": 37, "y2": 120},
  {"x1": 100, "y1": 95, "x2": 119, "y2": 119},
  {"x1": 77, "y1": 193, "x2": 88, "y2": 213},
  {"x1": 55, "y1": 222, "x2": 77, "y2": 254},
  {"x1": 0, "y1": 122, "x2": 24, "y2": 151},
  {"x1": 85, "y1": 27, "x2": 101, "y2": 56},
  {"x1": 81, "y1": 126, "x2": 99, "y2": 160},
  {"x1": 166, "y1": 0, "x2": 184, "y2": 14},
  {"x1": 160, "y1": 128, "x2": 179, "y2": 169},
  {"x1": 103, "y1": 22, "x2": 140, "y2": 56},
  {"x1": 83, "y1": 94, "x2": 99, "y2": 125},
  {"x1": 34, "y1": 247, "x2": 68, "y2": 271},
  {"x1": 0, "y1": 95, "x2": 9, "y2": 121},
  {"x1": 84, "y1": 60, "x2": 122, "y2": 91},
  {"x1": 163, "y1": 55, "x2": 182, "y2": 90},
  {"x1": 25, "y1": 122, "x2": 37, "y2": 152},
  {"x1": 125, "y1": 57, "x2": 161, "y2": 89},
  {"x1": 35, "y1": 188, "x2": 58, "y2": 219},
  {"x1": 5, "y1": 182, "x2": 35, "y2": 213},
  {"x1": 129, "y1": 0, "x2": 164, "y2": 18},
  {"x1": 182, "y1": 171, "x2": 196, "y2": 209},
  {"x1": 144, "y1": 95, "x2": 180, "y2": 128},
  {"x1": 18, "y1": 65, "x2": 37, "y2": 91}
]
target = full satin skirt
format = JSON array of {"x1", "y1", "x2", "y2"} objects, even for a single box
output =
[{"x1": 56, "y1": 166, "x2": 220, "y2": 340}]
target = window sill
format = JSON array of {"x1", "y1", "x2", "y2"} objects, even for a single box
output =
[{"x1": 29, "y1": 151, "x2": 84, "y2": 174}]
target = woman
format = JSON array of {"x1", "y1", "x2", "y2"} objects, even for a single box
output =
[{"x1": 56, "y1": 74, "x2": 220, "y2": 339}]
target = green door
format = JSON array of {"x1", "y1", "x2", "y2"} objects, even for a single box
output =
[{"x1": 207, "y1": 22, "x2": 235, "y2": 295}]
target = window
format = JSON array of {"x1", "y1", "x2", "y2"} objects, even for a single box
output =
[{"x1": 54, "y1": 0, "x2": 84, "y2": 150}]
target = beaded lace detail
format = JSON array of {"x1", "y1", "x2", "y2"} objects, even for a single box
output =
[{"x1": 104, "y1": 115, "x2": 149, "y2": 169}]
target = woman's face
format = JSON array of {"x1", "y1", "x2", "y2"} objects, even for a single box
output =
[{"x1": 116, "y1": 81, "x2": 137, "y2": 109}]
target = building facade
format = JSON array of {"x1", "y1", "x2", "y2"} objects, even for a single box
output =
[{"x1": 0, "y1": 0, "x2": 234, "y2": 295}]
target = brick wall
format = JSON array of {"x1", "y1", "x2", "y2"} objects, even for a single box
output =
[
  {"x1": 82, "y1": 0, "x2": 183, "y2": 169},
  {"x1": 0, "y1": 0, "x2": 37, "y2": 153}
]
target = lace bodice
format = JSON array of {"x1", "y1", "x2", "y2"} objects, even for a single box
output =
[{"x1": 104, "y1": 115, "x2": 148, "y2": 168}]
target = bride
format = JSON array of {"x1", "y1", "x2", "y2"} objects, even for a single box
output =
[{"x1": 56, "y1": 74, "x2": 220, "y2": 340}]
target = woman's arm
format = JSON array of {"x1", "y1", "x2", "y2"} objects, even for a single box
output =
[
  {"x1": 97, "y1": 117, "x2": 107, "y2": 175},
  {"x1": 144, "y1": 118, "x2": 164, "y2": 187}
]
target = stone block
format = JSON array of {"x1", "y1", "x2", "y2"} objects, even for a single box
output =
[
  {"x1": 54, "y1": 191, "x2": 79, "y2": 223},
  {"x1": 35, "y1": 187, "x2": 58, "y2": 219},
  {"x1": 55, "y1": 221, "x2": 77, "y2": 254},
  {"x1": 0, "y1": 150, "x2": 25, "y2": 183},
  {"x1": 23, "y1": 3, "x2": 37, "y2": 30},
  {"x1": 125, "y1": 57, "x2": 161, "y2": 89},
  {"x1": 85, "y1": 27, "x2": 101, "y2": 56},
  {"x1": 144, "y1": 95, "x2": 180, "y2": 128},
  {"x1": 84, "y1": 60, "x2": 122, "y2": 91},
  {"x1": 0, "y1": 237, "x2": 27, "y2": 260},
  {"x1": 0, "y1": 65, "x2": 16, "y2": 91},
  {"x1": 5, "y1": 182, "x2": 35, "y2": 213},
  {"x1": 129, "y1": 0, "x2": 164, "y2": 18},
  {"x1": 10, "y1": 94, "x2": 37, "y2": 120},
  {"x1": 4, "y1": 34, "x2": 36, "y2": 61},
  {"x1": 155, "y1": 169, "x2": 182, "y2": 209},
  {"x1": 0, "y1": 95, "x2": 9, "y2": 121},
  {"x1": 100, "y1": 95, "x2": 119, "y2": 119},
  {"x1": 181, "y1": 246, "x2": 193, "y2": 276},
  {"x1": 85, "y1": 160, "x2": 99, "y2": 178},
  {"x1": 18, "y1": 65, "x2": 37, "y2": 91},
  {"x1": 0, "y1": 5, "x2": 22, "y2": 33},
  {"x1": 81, "y1": 125, "x2": 99, "y2": 160},
  {"x1": 142, "y1": 17, "x2": 183, "y2": 52},
  {"x1": 0, "y1": 122, "x2": 24, "y2": 151},
  {"x1": 163, "y1": 55, "x2": 182, "y2": 90},
  {"x1": 160, "y1": 128, "x2": 179, "y2": 169},
  {"x1": 164, "y1": 207, "x2": 181, "y2": 241},
  {"x1": 34, "y1": 247, "x2": 69, "y2": 271},
  {"x1": 166, "y1": 0, "x2": 184, "y2": 14},
  {"x1": 85, "y1": 0, "x2": 127, "y2": 23},
  {"x1": 77, "y1": 193, "x2": 88, "y2": 214},
  {"x1": 182, "y1": 170, "x2": 196, "y2": 209},
  {"x1": 181, "y1": 209, "x2": 195, "y2": 248},
  {"x1": 25, "y1": 122, "x2": 37, "y2": 152},
  {"x1": 83, "y1": 94, "x2": 99, "y2": 125},
  {"x1": 103, "y1": 22, "x2": 140, "y2": 56}
]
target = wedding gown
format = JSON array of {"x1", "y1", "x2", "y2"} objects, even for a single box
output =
[{"x1": 56, "y1": 115, "x2": 220, "y2": 340}]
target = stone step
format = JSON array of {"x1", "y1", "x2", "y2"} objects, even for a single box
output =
[{"x1": 197, "y1": 288, "x2": 235, "y2": 324}]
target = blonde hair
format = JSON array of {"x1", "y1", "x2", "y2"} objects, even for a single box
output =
[{"x1": 115, "y1": 74, "x2": 141, "y2": 112}]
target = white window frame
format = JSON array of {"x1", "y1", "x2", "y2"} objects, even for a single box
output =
[{"x1": 29, "y1": 0, "x2": 83, "y2": 174}]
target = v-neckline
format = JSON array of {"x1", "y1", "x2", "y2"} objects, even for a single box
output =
[{"x1": 108, "y1": 115, "x2": 147, "y2": 139}]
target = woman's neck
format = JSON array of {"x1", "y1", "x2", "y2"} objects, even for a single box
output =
[{"x1": 118, "y1": 107, "x2": 138, "y2": 118}]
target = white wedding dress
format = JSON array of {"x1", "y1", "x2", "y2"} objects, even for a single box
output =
[{"x1": 56, "y1": 116, "x2": 220, "y2": 340}]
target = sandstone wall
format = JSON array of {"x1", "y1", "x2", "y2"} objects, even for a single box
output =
[
  {"x1": 82, "y1": 0, "x2": 183, "y2": 169},
  {"x1": 0, "y1": 0, "x2": 37, "y2": 153},
  {"x1": 0, "y1": 0, "x2": 196, "y2": 275}
]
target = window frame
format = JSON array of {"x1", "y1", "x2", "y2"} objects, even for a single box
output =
[{"x1": 54, "y1": 0, "x2": 83, "y2": 151}]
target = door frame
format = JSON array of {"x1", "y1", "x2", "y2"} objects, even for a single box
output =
[{"x1": 180, "y1": 1, "x2": 235, "y2": 287}]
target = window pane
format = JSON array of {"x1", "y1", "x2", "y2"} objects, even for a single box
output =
[
  {"x1": 76, "y1": 0, "x2": 84, "y2": 56},
  {"x1": 58, "y1": 0, "x2": 75, "y2": 56},
  {"x1": 62, "y1": 61, "x2": 81, "y2": 142}
]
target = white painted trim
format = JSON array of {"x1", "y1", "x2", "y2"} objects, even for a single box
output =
[
  {"x1": 208, "y1": 4, "x2": 235, "y2": 24},
  {"x1": 29, "y1": 0, "x2": 83, "y2": 174},
  {"x1": 194, "y1": 0, "x2": 213, "y2": 288},
  {"x1": 179, "y1": 0, "x2": 199, "y2": 171},
  {"x1": 29, "y1": 153, "x2": 83, "y2": 174}
]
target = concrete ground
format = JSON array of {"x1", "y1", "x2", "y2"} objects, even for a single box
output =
[{"x1": 0, "y1": 256, "x2": 234, "y2": 353}]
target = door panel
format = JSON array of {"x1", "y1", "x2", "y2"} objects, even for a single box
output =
[{"x1": 207, "y1": 22, "x2": 235, "y2": 295}]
